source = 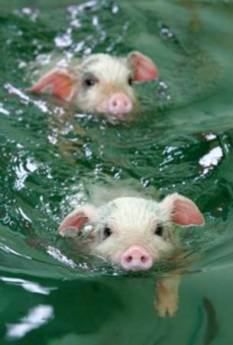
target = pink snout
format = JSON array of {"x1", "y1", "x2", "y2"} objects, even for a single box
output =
[
  {"x1": 120, "y1": 246, "x2": 153, "y2": 271},
  {"x1": 107, "y1": 93, "x2": 133, "y2": 116}
]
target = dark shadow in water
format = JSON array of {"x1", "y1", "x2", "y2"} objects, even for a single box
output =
[
  {"x1": 203, "y1": 297, "x2": 219, "y2": 345},
  {"x1": 3, "y1": 278, "x2": 123, "y2": 344}
]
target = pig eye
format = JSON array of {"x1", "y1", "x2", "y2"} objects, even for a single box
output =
[
  {"x1": 128, "y1": 76, "x2": 133, "y2": 86},
  {"x1": 83, "y1": 76, "x2": 98, "y2": 88},
  {"x1": 103, "y1": 226, "x2": 112, "y2": 239},
  {"x1": 155, "y1": 224, "x2": 163, "y2": 236}
]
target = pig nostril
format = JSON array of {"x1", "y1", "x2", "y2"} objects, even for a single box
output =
[
  {"x1": 121, "y1": 247, "x2": 152, "y2": 270},
  {"x1": 126, "y1": 255, "x2": 132, "y2": 263},
  {"x1": 112, "y1": 100, "x2": 117, "y2": 107},
  {"x1": 141, "y1": 256, "x2": 147, "y2": 263}
]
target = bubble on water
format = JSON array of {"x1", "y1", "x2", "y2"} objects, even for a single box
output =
[
  {"x1": 18, "y1": 60, "x2": 27, "y2": 69},
  {"x1": 53, "y1": 106, "x2": 66, "y2": 117},
  {"x1": 112, "y1": 4, "x2": 119, "y2": 14},
  {"x1": 205, "y1": 133, "x2": 217, "y2": 141},
  {"x1": 47, "y1": 245, "x2": 77, "y2": 269},
  {"x1": 0, "y1": 103, "x2": 10, "y2": 116},
  {"x1": 55, "y1": 30, "x2": 73, "y2": 49},
  {"x1": 14, "y1": 157, "x2": 38, "y2": 191},
  {"x1": 83, "y1": 144, "x2": 93, "y2": 160},
  {"x1": 32, "y1": 39, "x2": 43, "y2": 54},
  {"x1": 84, "y1": 47, "x2": 92, "y2": 55},
  {"x1": 94, "y1": 164, "x2": 104, "y2": 177},
  {"x1": 35, "y1": 53, "x2": 52, "y2": 66},
  {"x1": 16, "y1": 30, "x2": 23, "y2": 37},
  {"x1": 157, "y1": 80, "x2": 172, "y2": 106},
  {"x1": 92, "y1": 15, "x2": 99, "y2": 26},
  {"x1": 34, "y1": 100, "x2": 51, "y2": 113},
  {"x1": 47, "y1": 135, "x2": 57, "y2": 145},
  {"x1": 60, "y1": 183, "x2": 88, "y2": 211},
  {"x1": 160, "y1": 25, "x2": 175, "y2": 39},
  {"x1": 158, "y1": 22, "x2": 177, "y2": 43},
  {"x1": 140, "y1": 178, "x2": 151, "y2": 188},
  {"x1": 67, "y1": 0, "x2": 97, "y2": 17},
  {"x1": 15, "y1": 7, "x2": 40, "y2": 22},
  {"x1": 73, "y1": 41, "x2": 85, "y2": 53},
  {"x1": 71, "y1": 18, "x2": 81, "y2": 29},
  {"x1": 113, "y1": 169, "x2": 122, "y2": 180},
  {"x1": 60, "y1": 123, "x2": 74, "y2": 136},
  {"x1": 199, "y1": 146, "x2": 223, "y2": 176}
]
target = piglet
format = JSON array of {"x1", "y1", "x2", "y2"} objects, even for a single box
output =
[
  {"x1": 29, "y1": 51, "x2": 158, "y2": 121},
  {"x1": 59, "y1": 192, "x2": 204, "y2": 316}
]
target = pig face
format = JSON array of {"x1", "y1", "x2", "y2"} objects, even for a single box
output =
[
  {"x1": 59, "y1": 193, "x2": 204, "y2": 272},
  {"x1": 29, "y1": 51, "x2": 158, "y2": 121}
]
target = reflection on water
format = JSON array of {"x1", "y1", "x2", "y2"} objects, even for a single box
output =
[
  {"x1": 0, "y1": 0, "x2": 233, "y2": 344},
  {"x1": 0, "y1": 276, "x2": 55, "y2": 294},
  {"x1": 6, "y1": 305, "x2": 54, "y2": 339}
]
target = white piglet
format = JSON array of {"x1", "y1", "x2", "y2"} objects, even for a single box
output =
[
  {"x1": 30, "y1": 51, "x2": 158, "y2": 120},
  {"x1": 59, "y1": 192, "x2": 204, "y2": 316},
  {"x1": 59, "y1": 193, "x2": 204, "y2": 270}
]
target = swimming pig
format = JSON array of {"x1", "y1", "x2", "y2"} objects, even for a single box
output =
[
  {"x1": 59, "y1": 192, "x2": 204, "y2": 316},
  {"x1": 29, "y1": 51, "x2": 158, "y2": 120},
  {"x1": 59, "y1": 193, "x2": 204, "y2": 270}
]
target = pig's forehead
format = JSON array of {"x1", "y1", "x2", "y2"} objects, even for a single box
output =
[
  {"x1": 80, "y1": 54, "x2": 131, "y2": 81},
  {"x1": 98, "y1": 197, "x2": 169, "y2": 223},
  {"x1": 113, "y1": 197, "x2": 160, "y2": 214}
]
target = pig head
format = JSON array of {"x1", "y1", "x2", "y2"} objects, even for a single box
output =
[
  {"x1": 59, "y1": 193, "x2": 204, "y2": 272},
  {"x1": 29, "y1": 51, "x2": 158, "y2": 120}
]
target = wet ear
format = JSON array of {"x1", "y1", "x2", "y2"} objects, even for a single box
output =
[
  {"x1": 58, "y1": 205, "x2": 97, "y2": 237},
  {"x1": 128, "y1": 51, "x2": 159, "y2": 82},
  {"x1": 29, "y1": 68, "x2": 77, "y2": 102},
  {"x1": 161, "y1": 193, "x2": 205, "y2": 227}
]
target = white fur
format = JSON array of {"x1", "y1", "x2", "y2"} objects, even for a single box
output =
[
  {"x1": 74, "y1": 54, "x2": 137, "y2": 114},
  {"x1": 59, "y1": 192, "x2": 204, "y2": 268},
  {"x1": 59, "y1": 191, "x2": 204, "y2": 317},
  {"x1": 30, "y1": 51, "x2": 158, "y2": 118},
  {"x1": 79, "y1": 54, "x2": 131, "y2": 84},
  {"x1": 90, "y1": 197, "x2": 175, "y2": 263}
]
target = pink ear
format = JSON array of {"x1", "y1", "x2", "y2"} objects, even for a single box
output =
[
  {"x1": 162, "y1": 193, "x2": 205, "y2": 227},
  {"x1": 59, "y1": 205, "x2": 97, "y2": 237},
  {"x1": 128, "y1": 51, "x2": 159, "y2": 82},
  {"x1": 29, "y1": 69, "x2": 76, "y2": 102},
  {"x1": 172, "y1": 198, "x2": 204, "y2": 226}
]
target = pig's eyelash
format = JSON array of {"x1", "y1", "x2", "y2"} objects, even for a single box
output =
[
  {"x1": 154, "y1": 224, "x2": 163, "y2": 236},
  {"x1": 103, "y1": 226, "x2": 112, "y2": 240},
  {"x1": 82, "y1": 73, "x2": 99, "y2": 88},
  {"x1": 128, "y1": 75, "x2": 133, "y2": 86}
]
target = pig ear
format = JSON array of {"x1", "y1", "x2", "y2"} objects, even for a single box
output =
[
  {"x1": 161, "y1": 193, "x2": 205, "y2": 227},
  {"x1": 29, "y1": 68, "x2": 77, "y2": 102},
  {"x1": 128, "y1": 51, "x2": 159, "y2": 82},
  {"x1": 58, "y1": 205, "x2": 97, "y2": 238}
]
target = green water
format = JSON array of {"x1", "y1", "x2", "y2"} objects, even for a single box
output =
[{"x1": 0, "y1": 0, "x2": 233, "y2": 343}]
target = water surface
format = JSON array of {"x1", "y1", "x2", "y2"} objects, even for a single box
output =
[{"x1": 1, "y1": 0, "x2": 233, "y2": 344}]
